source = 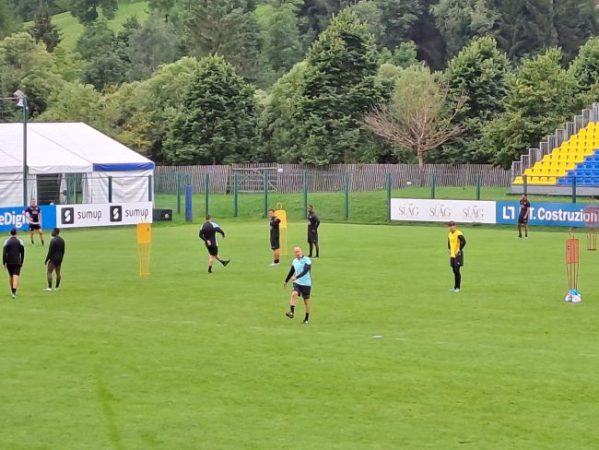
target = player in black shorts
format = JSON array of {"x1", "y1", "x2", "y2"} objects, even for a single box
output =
[
  {"x1": 3, "y1": 228, "x2": 25, "y2": 299},
  {"x1": 24, "y1": 199, "x2": 44, "y2": 245},
  {"x1": 268, "y1": 209, "x2": 281, "y2": 266},
  {"x1": 199, "y1": 215, "x2": 230, "y2": 273},
  {"x1": 44, "y1": 228, "x2": 66, "y2": 291},
  {"x1": 307, "y1": 205, "x2": 320, "y2": 258},
  {"x1": 518, "y1": 194, "x2": 531, "y2": 239}
]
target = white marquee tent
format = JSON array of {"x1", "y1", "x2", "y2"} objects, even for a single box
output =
[{"x1": 0, "y1": 122, "x2": 155, "y2": 207}]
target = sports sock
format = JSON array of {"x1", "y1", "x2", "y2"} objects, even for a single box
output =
[
  {"x1": 56, "y1": 277, "x2": 61, "y2": 289},
  {"x1": 208, "y1": 266, "x2": 212, "y2": 273},
  {"x1": 304, "y1": 313, "x2": 310, "y2": 322},
  {"x1": 42, "y1": 240, "x2": 44, "y2": 246},
  {"x1": 11, "y1": 288, "x2": 16, "y2": 294},
  {"x1": 274, "y1": 259, "x2": 279, "y2": 264},
  {"x1": 290, "y1": 305, "x2": 295, "y2": 314}
]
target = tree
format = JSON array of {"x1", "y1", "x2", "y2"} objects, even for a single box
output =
[
  {"x1": 374, "y1": 0, "x2": 447, "y2": 69},
  {"x1": 164, "y1": 55, "x2": 258, "y2": 164},
  {"x1": 349, "y1": 0, "x2": 385, "y2": 45},
  {"x1": 75, "y1": 19, "x2": 115, "y2": 61},
  {"x1": 75, "y1": 19, "x2": 129, "y2": 88},
  {"x1": 482, "y1": 48, "x2": 578, "y2": 168},
  {"x1": 431, "y1": 0, "x2": 498, "y2": 58},
  {"x1": 553, "y1": 0, "x2": 598, "y2": 62},
  {"x1": 297, "y1": 0, "x2": 344, "y2": 39},
  {"x1": 7, "y1": 0, "x2": 65, "y2": 21},
  {"x1": 365, "y1": 64, "x2": 464, "y2": 167},
  {"x1": 294, "y1": 9, "x2": 383, "y2": 164},
  {"x1": 69, "y1": 0, "x2": 118, "y2": 24},
  {"x1": 29, "y1": 0, "x2": 61, "y2": 52},
  {"x1": 82, "y1": 53, "x2": 128, "y2": 90},
  {"x1": 258, "y1": 61, "x2": 307, "y2": 162},
  {"x1": 104, "y1": 57, "x2": 201, "y2": 160},
  {"x1": 0, "y1": 32, "x2": 64, "y2": 116},
  {"x1": 491, "y1": 0, "x2": 556, "y2": 60},
  {"x1": 184, "y1": 0, "x2": 261, "y2": 81},
  {"x1": 39, "y1": 81, "x2": 105, "y2": 126},
  {"x1": 257, "y1": 2, "x2": 303, "y2": 85},
  {"x1": 438, "y1": 36, "x2": 509, "y2": 163},
  {"x1": 128, "y1": 13, "x2": 179, "y2": 80},
  {"x1": 0, "y1": 0, "x2": 18, "y2": 39},
  {"x1": 570, "y1": 37, "x2": 599, "y2": 104}
]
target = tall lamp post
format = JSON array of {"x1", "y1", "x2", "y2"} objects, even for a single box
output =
[
  {"x1": 13, "y1": 90, "x2": 28, "y2": 207},
  {"x1": 0, "y1": 90, "x2": 28, "y2": 206}
]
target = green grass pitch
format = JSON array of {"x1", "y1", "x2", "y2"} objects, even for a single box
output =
[{"x1": 1, "y1": 222, "x2": 599, "y2": 449}]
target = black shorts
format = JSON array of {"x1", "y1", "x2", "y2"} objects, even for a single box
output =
[
  {"x1": 308, "y1": 230, "x2": 318, "y2": 244},
  {"x1": 518, "y1": 215, "x2": 528, "y2": 224},
  {"x1": 6, "y1": 264, "x2": 21, "y2": 276},
  {"x1": 270, "y1": 234, "x2": 280, "y2": 250},
  {"x1": 450, "y1": 256, "x2": 464, "y2": 269},
  {"x1": 48, "y1": 260, "x2": 62, "y2": 271},
  {"x1": 205, "y1": 245, "x2": 218, "y2": 256},
  {"x1": 293, "y1": 283, "x2": 311, "y2": 299},
  {"x1": 29, "y1": 223, "x2": 41, "y2": 231}
]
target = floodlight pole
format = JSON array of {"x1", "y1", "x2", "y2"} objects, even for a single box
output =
[{"x1": 22, "y1": 95, "x2": 28, "y2": 207}]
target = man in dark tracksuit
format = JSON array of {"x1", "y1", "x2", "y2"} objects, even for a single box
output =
[
  {"x1": 307, "y1": 205, "x2": 320, "y2": 258},
  {"x1": 44, "y1": 228, "x2": 65, "y2": 291},
  {"x1": 3, "y1": 228, "x2": 25, "y2": 299},
  {"x1": 199, "y1": 215, "x2": 230, "y2": 273}
]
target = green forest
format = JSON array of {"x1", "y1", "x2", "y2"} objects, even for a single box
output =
[{"x1": 1, "y1": 0, "x2": 599, "y2": 168}]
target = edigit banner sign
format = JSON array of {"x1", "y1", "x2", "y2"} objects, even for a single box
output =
[{"x1": 0, "y1": 205, "x2": 57, "y2": 232}]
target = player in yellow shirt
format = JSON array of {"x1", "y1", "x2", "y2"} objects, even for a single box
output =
[{"x1": 447, "y1": 221, "x2": 466, "y2": 293}]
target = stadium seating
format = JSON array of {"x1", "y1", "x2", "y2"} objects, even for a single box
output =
[{"x1": 513, "y1": 122, "x2": 599, "y2": 186}]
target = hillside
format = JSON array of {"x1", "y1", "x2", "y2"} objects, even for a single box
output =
[{"x1": 31, "y1": 1, "x2": 150, "y2": 52}]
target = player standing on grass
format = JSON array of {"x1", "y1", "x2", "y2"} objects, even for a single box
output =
[
  {"x1": 518, "y1": 194, "x2": 531, "y2": 238},
  {"x1": 24, "y1": 199, "x2": 44, "y2": 245},
  {"x1": 199, "y1": 215, "x2": 230, "y2": 274},
  {"x1": 44, "y1": 228, "x2": 65, "y2": 292},
  {"x1": 3, "y1": 228, "x2": 25, "y2": 299},
  {"x1": 447, "y1": 221, "x2": 466, "y2": 293},
  {"x1": 268, "y1": 209, "x2": 281, "y2": 266},
  {"x1": 307, "y1": 205, "x2": 320, "y2": 258},
  {"x1": 284, "y1": 246, "x2": 312, "y2": 325}
]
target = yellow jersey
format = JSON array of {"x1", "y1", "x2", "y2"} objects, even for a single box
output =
[{"x1": 448, "y1": 230, "x2": 464, "y2": 258}]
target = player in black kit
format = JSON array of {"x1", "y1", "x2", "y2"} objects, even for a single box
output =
[
  {"x1": 44, "y1": 228, "x2": 65, "y2": 291},
  {"x1": 24, "y1": 199, "x2": 44, "y2": 245},
  {"x1": 307, "y1": 205, "x2": 320, "y2": 258},
  {"x1": 268, "y1": 209, "x2": 281, "y2": 266},
  {"x1": 3, "y1": 228, "x2": 25, "y2": 299},
  {"x1": 518, "y1": 194, "x2": 531, "y2": 238},
  {"x1": 199, "y1": 215, "x2": 230, "y2": 273}
]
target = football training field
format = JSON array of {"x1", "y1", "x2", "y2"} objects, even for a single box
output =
[{"x1": 2, "y1": 222, "x2": 599, "y2": 449}]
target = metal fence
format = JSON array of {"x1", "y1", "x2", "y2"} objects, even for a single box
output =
[
  {"x1": 155, "y1": 164, "x2": 511, "y2": 194},
  {"x1": 153, "y1": 164, "x2": 514, "y2": 223}
]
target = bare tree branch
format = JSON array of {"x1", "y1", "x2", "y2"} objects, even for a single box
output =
[{"x1": 364, "y1": 68, "x2": 466, "y2": 167}]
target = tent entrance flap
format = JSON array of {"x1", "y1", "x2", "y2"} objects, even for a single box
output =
[{"x1": 37, "y1": 174, "x2": 62, "y2": 205}]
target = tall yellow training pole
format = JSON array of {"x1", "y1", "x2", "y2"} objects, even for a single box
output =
[
  {"x1": 137, "y1": 223, "x2": 152, "y2": 277},
  {"x1": 275, "y1": 202, "x2": 288, "y2": 256}
]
